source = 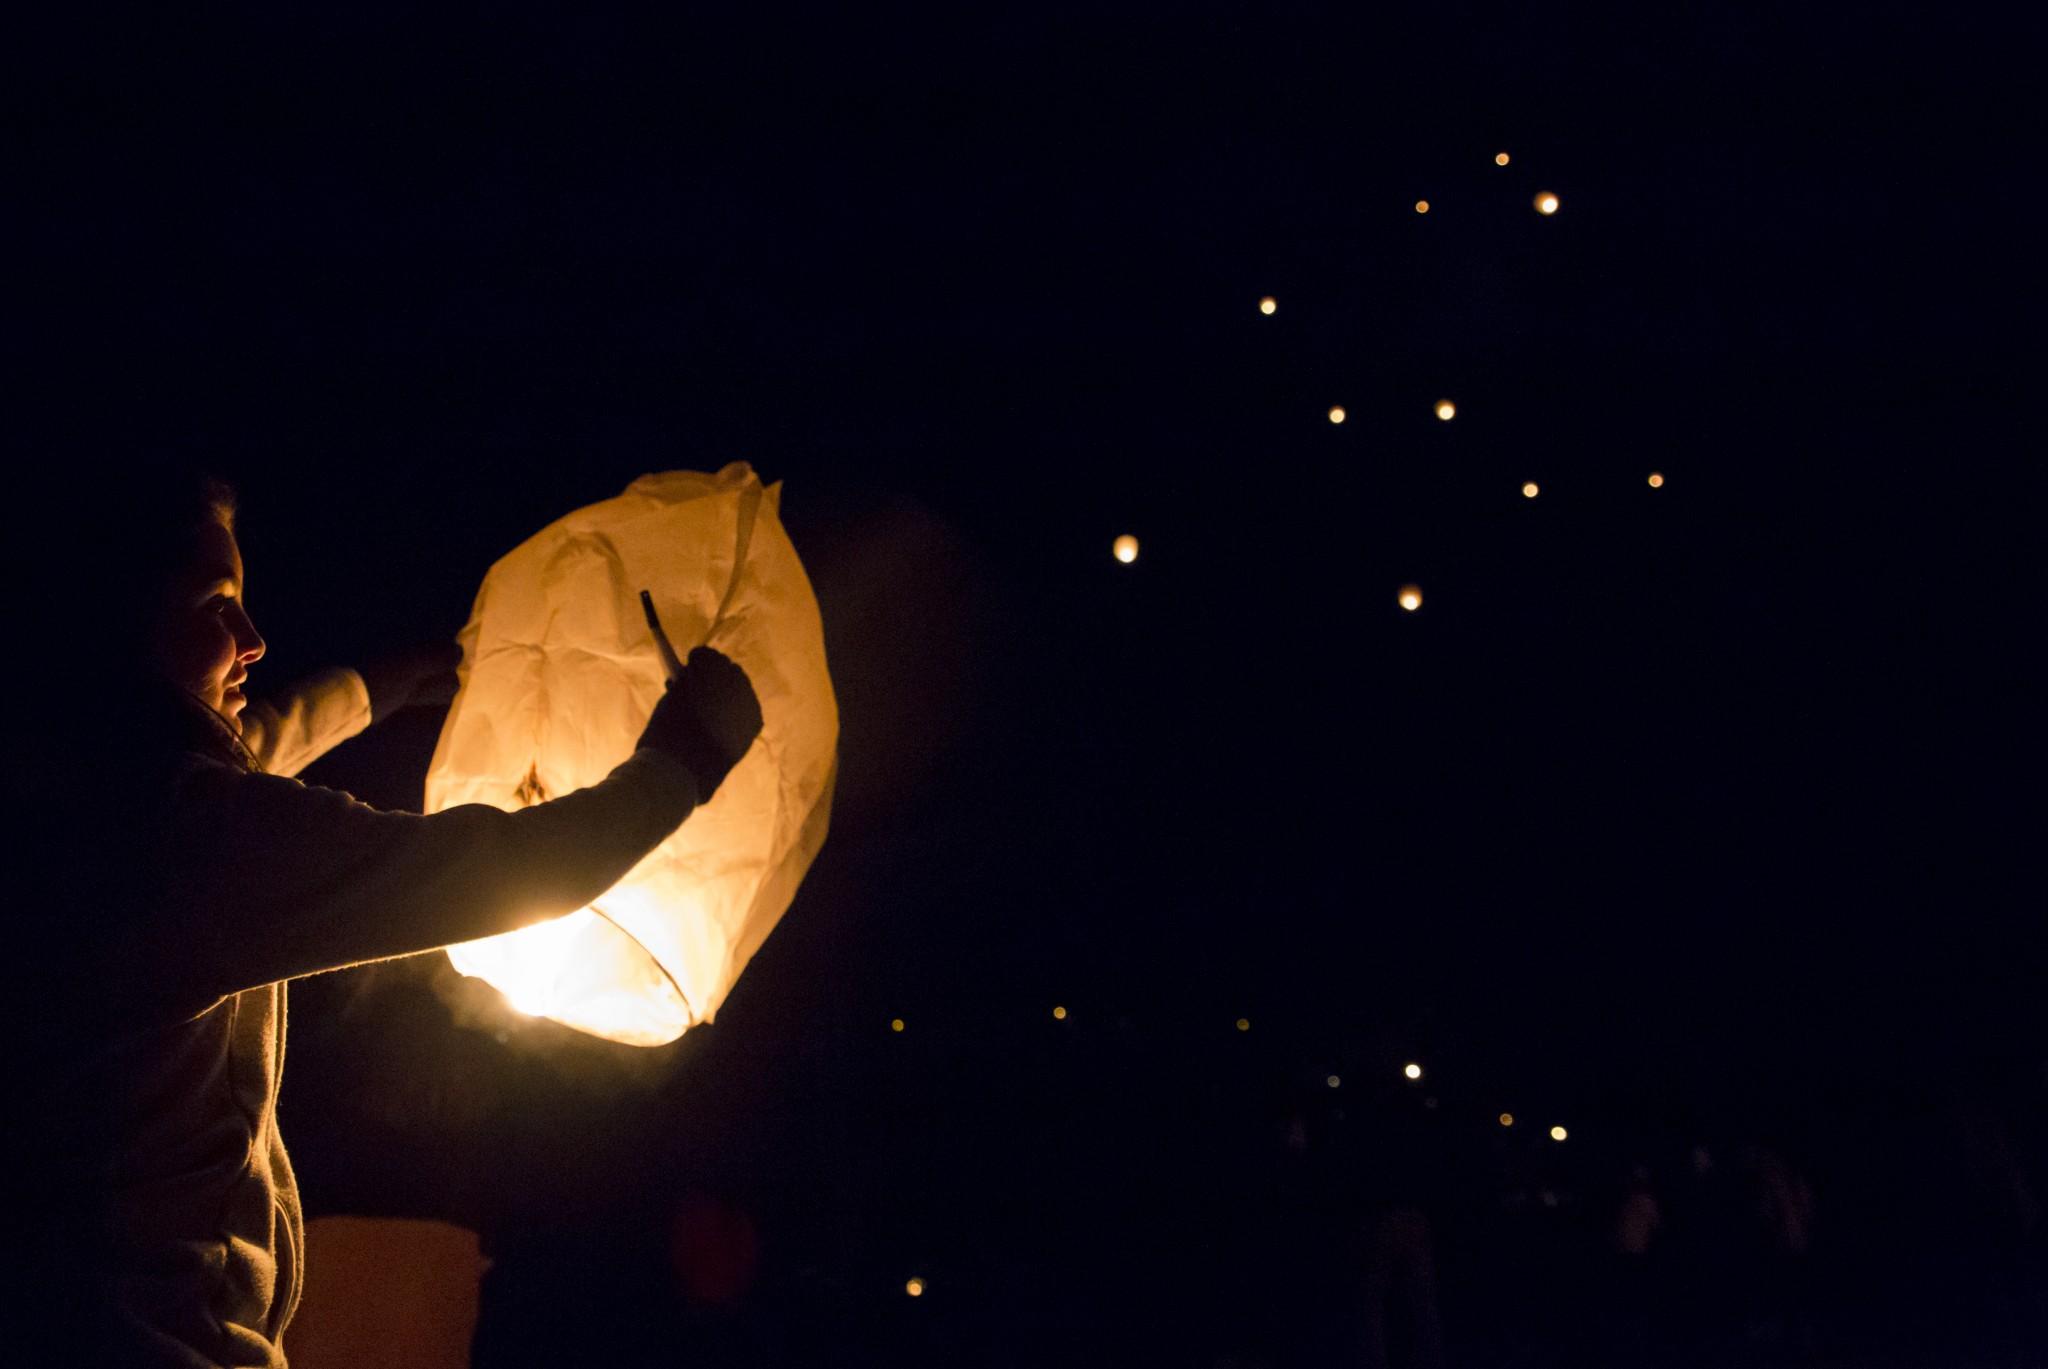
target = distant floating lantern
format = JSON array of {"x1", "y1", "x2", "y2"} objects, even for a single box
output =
[
  {"x1": 890, "y1": 1018, "x2": 905, "y2": 1033},
  {"x1": 1414, "y1": 199, "x2": 1430, "y2": 214},
  {"x1": 1499, "y1": 1112, "x2": 1515, "y2": 1127},
  {"x1": 1052, "y1": 1005, "x2": 1067, "y2": 1021},
  {"x1": 905, "y1": 1278, "x2": 925, "y2": 1298},
  {"x1": 1398, "y1": 585, "x2": 1423, "y2": 612},
  {"x1": 1522, "y1": 481, "x2": 1540, "y2": 499},
  {"x1": 1326, "y1": 1075, "x2": 1342, "y2": 1089},
  {"x1": 1495, "y1": 151, "x2": 1511, "y2": 166},
  {"x1": 1235, "y1": 1017, "x2": 1251, "y2": 1033},
  {"x1": 1534, "y1": 192, "x2": 1560, "y2": 215},
  {"x1": 1404, "y1": 1062, "x2": 1423, "y2": 1080},
  {"x1": 1550, "y1": 1125, "x2": 1569, "y2": 1142},
  {"x1": 1435, "y1": 399, "x2": 1456, "y2": 421},
  {"x1": 1258, "y1": 295, "x2": 1277, "y2": 315},
  {"x1": 1647, "y1": 472, "x2": 1665, "y2": 488},
  {"x1": 1113, "y1": 534, "x2": 1140, "y2": 564},
  {"x1": 428, "y1": 464, "x2": 839, "y2": 1047},
  {"x1": 1328, "y1": 406, "x2": 1346, "y2": 424}
]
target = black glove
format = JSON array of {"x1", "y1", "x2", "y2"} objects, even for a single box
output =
[
  {"x1": 635, "y1": 646, "x2": 764, "y2": 801},
  {"x1": 358, "y1": 640, "x2": 463, "y2": 725}
]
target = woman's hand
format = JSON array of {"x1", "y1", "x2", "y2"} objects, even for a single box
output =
[
  {"x1": 635, "y1": 647, "x2": 764, "y2": 801},
  {"x1": 358, "y1": 640, "x2": 463, "y2": 724}
]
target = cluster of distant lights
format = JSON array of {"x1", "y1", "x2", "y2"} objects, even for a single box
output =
[
  {"x1": 914, "y1": 153, "x2": 1580, "y2": 1300},
  {"x1": 891, "y1": 1017, "x2": 1572, "y2": 1153},
  {"x1": 1121, "y1": 163, "x2": 1663, "y2": 610}
]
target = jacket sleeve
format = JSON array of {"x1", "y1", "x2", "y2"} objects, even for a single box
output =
[
  {"x1": 237, "y1": 668, "x2": 375, "y2": 778},
  {"x1": 138, "y1": 747, "x2": 701, "y2": 1010}
]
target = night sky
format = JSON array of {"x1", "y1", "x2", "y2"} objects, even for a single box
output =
[{"x1": 12, "y1": 4, "x2": 2040, "y2": 1364}]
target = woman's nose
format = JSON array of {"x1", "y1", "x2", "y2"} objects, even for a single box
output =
[{"x1": 230, "y1": 604, "x2": 266, "y2": 662}]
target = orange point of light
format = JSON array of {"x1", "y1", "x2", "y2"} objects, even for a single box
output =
[
  {"x1": 1500, "y1": 1112, "x2": 1515, "y2": 1127},
  {"x1": 1550, "y1": 1125, "x2": 1569, "y2": 1142},
  {"x1": 1258, "y1": 296, "x2": 1277, "y2": 315},
  {"x1": 1534, "y1": 192, "x2": 1560, "y2": 215},
  {"x1": 1522, "y1": 481, "x2": 1540, "y2": 499},
  {"x1": 890, "y1": 1018, "x2": 905, "y2": 1033},
  {"x1": 1435, "y1": 400, "x2": 1456, "y2": 421},
  {"x1": 1398, "y1": 585, "x2": 1423, "y2": 612},
  {"x1": 1495, "y1": 151, "x2": 1511, "y2": 166},
  {"x1": 1328, "y1": 406, "x2": 1346, "y2": 424},
  {"x1": 906, "y1": 1277, "x2": 925, "y2": 1297},
  {"x1": 1113, "y1": 534, "x2": 1140, "y2": 564},
  {"x1": 1414, "y1": 199, "x2": 1430, "y2": 214},
  {"x1": 1052, "y1": 1005, "x2": 1067, "y2": 1020},
  {"x1": 1648, "y1": 472, "x2": 1665, "y2": 488},
  {"x1": 1236, "y1": 1017, "x2": 1251, "y2": 1032}
]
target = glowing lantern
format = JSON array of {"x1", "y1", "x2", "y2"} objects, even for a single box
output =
[
  {"x1": 891, "y1": 1018, "x2": 906, "y2": 1033},
  {"x1": 1550, "y1": 1125, "x2": 1569, "y2": 1142},
  {"x1": 1522, "y1": 481, "x2": 1540, "y2": 499},
  {"x1": 426, "y1": 464, "x2": 840, "y2": 1046},
  {"x1": 1052, "y1": 1005, "x2": 1068, "y2": 1020},
  {"x1": 1235, "y1": 1018, "x2": 1251, "y2": 1032},
  {"x1": 1258, "y1": 295, "x2": 1277, "y2": 315},
  {"x1": 1647, "y1": 471, "x2": 1665, "y2": 488},
  {"x1": 905, "y1": 1278, "x2": 925, "y2": 1298},
  {"x1": 1398, "y1": 585, "x2": 1423, "y2": 612},
  {"x1": 1404, "y1": 1062, "x2": 1423, "y2": 1080},
  {"x1": 1328, "y1": 406, "x2": 1347, "y2": 424},
  {"x1": 1495, "y1": 151, "x2": 1510, "y2": 166},
  {"x1": 1326, "y1": 1075, "x2": 1341, "y2": 1089},
  {"x1": 1434, "y1": 400, "x2": 1456, "y2": 421},
  {"x1": 1534, "y1": 192, "x2": 1559, "y2": 215},
  {"x1": 1113, "y1": 534, "x2": 1140, "y2": 564},
  {"x1": 1414, "y1": 199, "x2": 1430, "y2": 214},
  {"x1": 1499, "y1": 1112, "x2": 1515, "y2": 1127}
]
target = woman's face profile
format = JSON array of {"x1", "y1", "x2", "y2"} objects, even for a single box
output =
[{"x1": 152, "y1": 516, "x2": 266, "y2": 727}]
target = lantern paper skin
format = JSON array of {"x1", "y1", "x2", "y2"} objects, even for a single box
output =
[{"x1": 424, "y1": 464, "x2": 838, "y2": 1046}]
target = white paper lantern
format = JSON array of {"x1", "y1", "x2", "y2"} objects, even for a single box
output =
[{"x1": 424, "y1": 464, "x2": 839, "y2": 1045}]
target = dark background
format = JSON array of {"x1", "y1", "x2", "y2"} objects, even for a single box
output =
[{"x1": 10, "y1": 3, "x2": 2041, "y2": 1365}]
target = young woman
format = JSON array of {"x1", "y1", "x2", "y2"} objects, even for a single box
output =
[{"x1": 8, "y1": 467, "x2": 761, "y2": 1367}]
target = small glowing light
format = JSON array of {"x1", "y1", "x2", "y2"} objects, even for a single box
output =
[
  {"x1": 1414, "y1": 199, "x2": 1430, "y2": 214},
  {"x1": 1327, "y1": 1074, "x2": 1342, "y2": 1089},
  {"x1": 1550, "y1": 1125, "x2": 1569, "y2": 1142},
  {"x1": 890, "y1": 1018, "x2": 905, "y2": 1033},
  {"x1": 1398, "y1": 585, "x2": 1423, "y2": 612},
  {"x1": 905, "y1": 1277, "x2": 925, "y2": 1297},
  {"x1": 1647, "y1": 472, "x2": 1665, "y2": 488},
  {"x1": 1499, "y1": 1112, "x2": 1515, "y2": 1127},
  {"x1": 1052, "y1": 1005, "x2": 1067, "y2": 1020},
  {"x1": 1113, "y1": 534, "x2": 1140, "y2": 564},
  {"x1": 1434, "y1": 399, "x2": 1456, "y2": 421},
  {"x1": 1258, "y1": 295, "x2": 1277, "y2": 315},
  {"x1": 1327, "y1": 406, "x2": 1346, "y2": 424},
  {"x1": 1403, "y1": 1062, "x2": 1423, "y2": 1081},
  {"x1": 1235, "y1": 1017, "x2": 1251, "y2": 1033},
  {"x1": 1495, "y1": 151, "x2": 1511, "y2": 166},
  {"x1": 1534, "y1": 192, "x2": 1560, "y2": 215},
  {"x1": 1522, "y1": 481, "x2": 1540, "y2": 499}
]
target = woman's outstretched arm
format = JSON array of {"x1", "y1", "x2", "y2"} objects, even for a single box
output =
[
  {"x1": 128, "y1": 747, "x2": 701, "y2": 1015},
  {"x1": 236, "y1": 668, "x2": 373, "y2": 778}
]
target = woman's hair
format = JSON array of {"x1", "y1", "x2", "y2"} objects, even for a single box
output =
[{"x1": 22, "y1": 461, "x2": 261, "y2": 787}]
